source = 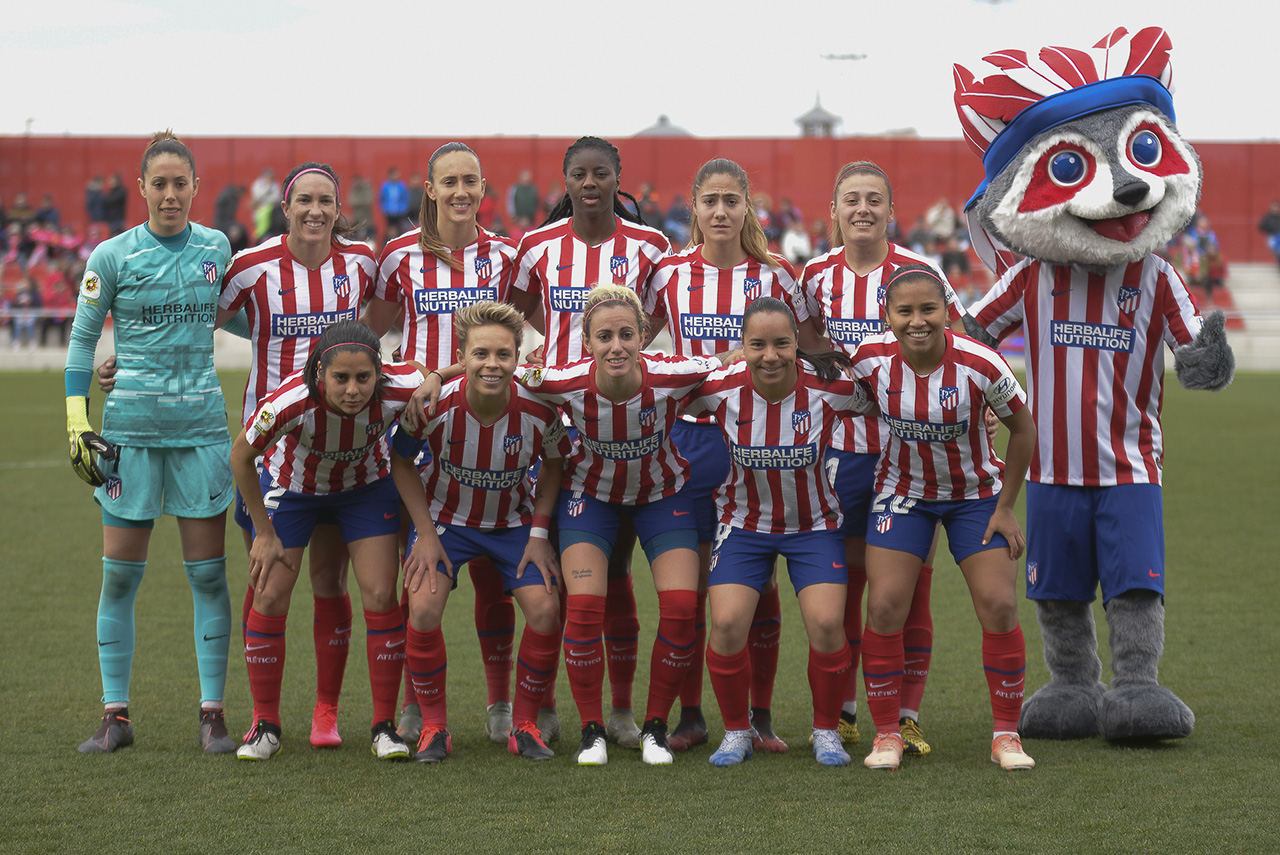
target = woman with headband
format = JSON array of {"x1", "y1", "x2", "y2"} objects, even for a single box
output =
[
  {"x1": 217, "y1": 161, "x2": 379, "y2": 750},
  {"x1": 231, "y1": 320, "x2": 424, "y2": 762},
  {"x1": 847, "y1": 265, "x2": 1036, "y2": 773},
  {"x1": 799, "y1": 161, "x2": 967, "y2": 756},
  {"x1": 362, "y1": 142, "x2": 527, "y2": 749},
  {"x1": 65, "y1": 131, "x2": 236, "y2": 755}
]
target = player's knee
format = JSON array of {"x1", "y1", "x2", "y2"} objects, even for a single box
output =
[{"x1": 184, "y1": 558, "x2": 226, "y2": 594}]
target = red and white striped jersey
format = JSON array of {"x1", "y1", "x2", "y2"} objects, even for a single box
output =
[
  {"x1": 968, "y1": 255, "x2": 1201, "y2": 487},
  {"x1": 245, "y1": 363, "x2": 424, "y2": 495},
  {"x1": 643, "y1": 246, "x2": 809, "y2": 358},
  {"x1": 403, "y1": 379, "x2": 572, "y2": 529},
  {"x1": 511, "y1": 216, "x2": 669, "y2": 366},
  {"x1": 683, "y1": 361, "x2": 862, "y2": 534},
  {"x1": 801, "y1": 243, "x2": 962, "y2": 455},
  {"x1": 220, "y1": 235, "x2": 377, "y2": 423},
  {"x1": 374, "y1": 226, "x2": 517, "y2": 371},
  {"x1": 517, "y1": 353, "x2": 719, "y2": 504},
  {"x1": 849, "y1": 330, "x2": 1026, "y2": 501}
]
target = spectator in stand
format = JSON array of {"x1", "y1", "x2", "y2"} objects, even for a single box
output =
[
  {"x1": 40, "y1": 260, "x2": 77, "y2": 346},
  {"x1": 86, "y1": 177, "x2": 107, "y2": 226},
  {"x1": 664, "y1": 195, "x2": 691, "y2": 247},
  {"x1": 905, "y1": 216, "x2": 934, "y2": 256},
  {"x1": 755, "y1": 193, "x2": 779, "y2": 244},
  {"x1": 213, "y1": 183, "x2": 245, "y2": 237},
  {"x1": 781, "y1": 217, "x2": 812, "y2": 266},
  {"x1": 924, "y1": 197, "x2": 958, "y2": 243},
  {"x1": 1258, "y1": 200, "x2": 1280, "y2": 270},
  {"x1": 777, "y1": 197, "x2": 804, "y2": 232},
  {"x1": 347, "y1": 175, "x2": 374, "y2": 241},
  {"x1": 478, "y1": 184, "x2": 499, "y2": 233},
  {"x1": 103, "y1": 174, "x2": 127, "y2": 235},
  {"x1": 637, "y1": 182, "x2": 663, "y2": 227},
  {"x1": 10, "y1": 275, "x2": 41, "y2": 349},
  {"x1": 34, "y1": 195, "x2": 61, "y2": 229},
  {"x1": 543, "y1": 181, "x2": 563, "y2": 219},
  {"x1": 7, "y1": 194, "x2": 35, "y2": 229},
  {"x1": 809, "y1": 219, "x2": 831, "y2": 256},
  {"x1": 509, "y1": 170, "x2": 540, "y2": 224},
  {"x1": 379, "y1": 167, "x2": 410, "y2": 241},
  {"x1": 407, "y1": 173, "x2": 425, "y2": 227},
  {"x1": 939, "y1": 236, "x2": 971, "y2": 291},
  {"x1": 249, "y1": 168, "x2": 280, "y2": 242}
]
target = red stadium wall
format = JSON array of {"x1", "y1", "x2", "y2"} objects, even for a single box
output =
[{"x1": 2, "y1": 135, "x2": 1277, "y2": 263}]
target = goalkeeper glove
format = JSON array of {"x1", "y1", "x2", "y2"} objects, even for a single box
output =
[{"x1": 67, "y1": 396, "x2": 118, "y2": 487}]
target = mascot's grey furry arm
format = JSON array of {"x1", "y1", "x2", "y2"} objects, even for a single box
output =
[{"x1": 955, "y1": 26, "x2": 1233, "y2": 741}]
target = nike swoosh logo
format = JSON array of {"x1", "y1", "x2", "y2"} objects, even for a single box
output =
[
  {"x1": 556, "y1": 264, "x2": 573, "y2": 271},
  {"x1": 1002, "y1": 679, "x2": 1024, "y2": 688},
  {"x1": 669, "y1": 651, "x2": 694, "y2": 660},
  {"x1": 497, "y1": 643, "x2": 514, "y2": 652},
  {"x1": 832, "y1": 562, "x2": 845, "y2": 569},
  {"x1": 335, "y1": 626, "x2": 352, "y2": 634},
  {"x1": 1050, "y1": 289, "x2": 1072, "y2": 296},
  {"x1": 673, "y1": 511, "x2": 691, "y2": 516},
  {"x1": 905, "y1": 659, "x2": 925, "y2": 665},
  {"x1": 449, "y1": 439, "x2": 467, "y2": 444},
  {"x1": 98, "y1": 640, "x2": 120, "y2": 647},
  {"x1": 735, "y1": 418, "x2": 751, "y2": 425},
  {"x1": 687, "y1": 284, "x2": 706, "y2": 291},
  {"x1": 209, "y1": 493, "x2": 220, "y2": 501},
  {"x1": 887, "y1": 390, "x2": 903, "y2": 396},
  {"x1": 278, "y1": 286, "x2": 297, "y2": 295},
  {"x1": 869, "y1": 681, "x2": 893, "y2": 689},
  {"x1": 245, "y1": 644, "x2": 271, "y2": 651},
  {"x1": 759, "y1": 630, "x2": 780, "y2": 641},
  {"x1": 568, "y1": 648, "x2": 594, "y2": 657},
  {"x1": 203, "y1": 633, "x2": 228, "y2": 642},
  {"x1": 385, "y1": 639, "x2": 406, "y2": 649},
  {"x1": 383, "y1": 512, "x2": 397, "y2": 519},
  {"x1": 1148, "y1": 569, "x2": 1161, "y2": 578}
]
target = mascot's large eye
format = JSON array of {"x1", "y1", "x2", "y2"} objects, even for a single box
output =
[
  {"x1": 1049, "y1": 150, "x2": 1088, "y2": 187},
  {"x1": 1129, "y1": 130, "x2": 1162, "y2": 168}
]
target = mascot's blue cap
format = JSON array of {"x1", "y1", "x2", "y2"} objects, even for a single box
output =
[{"x1": 965, "y1": 75, "x2": 1176, "y2": 212}]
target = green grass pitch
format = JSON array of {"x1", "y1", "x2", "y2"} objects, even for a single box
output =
[{"x1": 1, "y1": 370, "x2": 1277, "y2": 854}]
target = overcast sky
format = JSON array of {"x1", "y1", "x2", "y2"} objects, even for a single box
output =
[{"x1": 5, "y1": 0, "x2": 1271, "y2": 142}]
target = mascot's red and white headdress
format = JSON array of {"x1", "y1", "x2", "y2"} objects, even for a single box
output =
[{"x1": 954, "y1": 26, "x2": 1177, "y2": 275}]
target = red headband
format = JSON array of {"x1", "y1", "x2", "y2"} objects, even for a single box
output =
[
  {"x1": 320, "y1": 342, "x2": 378, "y2": 360},
  {"x1": 285, "y1": 168, "x2": 340, "y2": 205}
]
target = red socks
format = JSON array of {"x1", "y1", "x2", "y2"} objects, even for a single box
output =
[
  {"x1": 313, "y1": 593, "x2": 351, "y2": 707},
  {"x1": 399, "y1": 587, "x2": 414, "y2": 709},
  {"x1": 842, "y1": 565, "x2": 867, "y2": 705},
  {"x1": 900, "y1": 565, "x2": 934, "y2": 715},
  {"x1": 604, "y1": 575, "x2": 639, "y2": 709},
  {"x1": 564, "y1": 594, "x2": 607, "y2": 726},
  {"x1": 748, "y1": 584, "x2": 782, "y2": 709},
  {"x1": 983, "y1": 624, "x2": 1027, "y2": 732},
  {"x1": 644, "y1": 589, "x2": 697, "y2": 723},
  {"x1": 471, "y1": 559, "x2": 515, "y2": 707},
  {"x1": 364, "y1": 606, "x2": 406, "y2": 726},
  {"x1": 245, "y1": 609, "x2": 287, "y2": 726},
  {"x1": 706, "y1": 645, "x2": 752, "y2": 731},
  {"x1": 677, "y1": 589, "x2": 708, "y2": 708},
  {"x1": 513, "y1": 626, "x2": 561, "y2": 729},
  {"x1": 808, "y1": 645, "x2": 852, "y2": 730},
  {"x1": 861, "y1": 628, "x2": 904, "y2": 733},
  {"x1": 406, "y1": 624, "x2": 448, "y2": 728}
]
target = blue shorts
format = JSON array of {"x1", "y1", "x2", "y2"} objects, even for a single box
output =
[
  {"x1": 557, "y1": 489, "x2": 697, "y2": 563},
  {"x1": 263, "y1": 473, "x2": 401, "y2": 549},
  {"x1": 709, "y1": 526, "x2": 846, "y2": 594},
  {"x1": 407, "y1": 521, "x2": 553, "y2": 593},
  {"x1": 1024, "y1": 483, "x2": 1165, "y2": 602},
  {"x1": 671, "y1": 420, "x2": 730, "y2": 544},
  {"x1": 825, "y1": 449, "x2": 877, "y2": 539},
  {"x1": 96, "y1": 441, "x2": 233, "y2": 523},
  {"x1": 866, "y1": 492, "x2": 1009, "y2": 564}
]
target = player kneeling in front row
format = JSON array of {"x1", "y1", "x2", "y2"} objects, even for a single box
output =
[
  {"x1": 684, "y1": 297, "x2": 858, "y2": 767},
  {"x1": 849, "y1": 266, "x2": 1036, "y2": 771},
  {"x1": 390, "y1": 302, "x2": 567, "y2": 762},
  {"x1": 231, "y1": 320, "x2": 423, "y2": 761}
]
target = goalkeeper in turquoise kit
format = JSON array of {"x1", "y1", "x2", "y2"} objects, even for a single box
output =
[{"x1": 65, "y1": 131, "x2": 237, "y2": 754}]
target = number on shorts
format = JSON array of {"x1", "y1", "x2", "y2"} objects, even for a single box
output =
[
  {"x1": 870, "y1": 492, "x2": 917, "y2": 515},
  {"x1": 262, "y1": 483, "x2": 287, "y2": 512},
  {"x1": 824, "y1": 455, "x2": 839, "y2": 488}
]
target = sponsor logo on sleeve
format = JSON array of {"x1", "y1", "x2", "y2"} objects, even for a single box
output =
[
  {"x1": 81, "y1": 271, "x2": 102, "y2": 299},
  {"x1": 989, "y1": 375, "x2": 1019, "y2": 407},
  {"x1": 255, "y1": 404, "x2": 276, "y2": 433}
]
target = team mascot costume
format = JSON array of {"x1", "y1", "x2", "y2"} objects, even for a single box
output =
[{"x1": 954, "y1": 26, "x2": 1234, "y2": 741}]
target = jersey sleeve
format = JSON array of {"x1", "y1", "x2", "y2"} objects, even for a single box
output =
[
  {"x1": 982, "y1": 358, "x2": 1027, "y2": 419},
  {"x1": 64, "y1": 243, "x2": 122, "y2": 389},
  {"x1": 245, "y1": 393, "x2": 299, "y2": 450},
  {"x1": 373, "y1": 242, "x2": 405, "y2": 304},
  {"x1": 541, "y1": 416, "x2": 571, "y2": 459},
  {"x1": 1155, "y1": 260, "x2": 1203, "y2": 350},
  {"x1": 511, "y1": 237, "x2": 542, "y2": 297},
  {"x1": 218, "y1": 249, "x2": 255, "y2": 312},
  {"x1": 970, "y1": 262, "x2": 1029, "y2": 341},
  {"x1": 774, "y1": 258, "x2": 810, "y2": 324}
]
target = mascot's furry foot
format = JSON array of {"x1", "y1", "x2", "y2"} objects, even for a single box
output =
[
  {"x1": 1020, "y1": 600, "x2": 1106, "y2": 740},
  {"x1": 1102, "y1": 590, "x2": 1194, "y2": 741}
]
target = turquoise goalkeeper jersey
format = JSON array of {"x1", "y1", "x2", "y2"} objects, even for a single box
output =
[{"x1": 66, "y1": 223, "x2": 232, "y2": 447}]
